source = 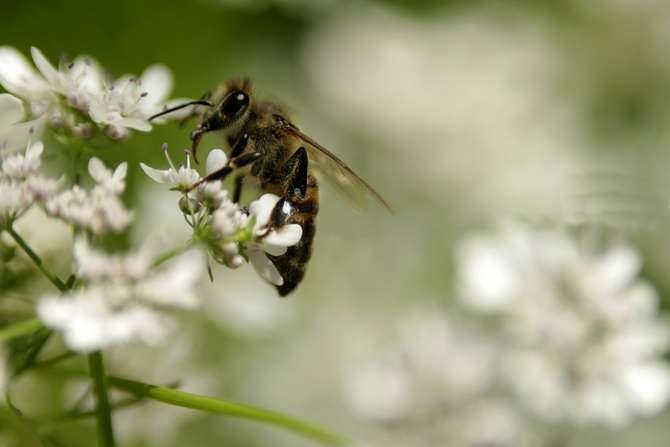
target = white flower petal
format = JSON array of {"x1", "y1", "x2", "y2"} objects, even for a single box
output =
[
  {"x1": 113, "y1": 162, "x2": 128, "y2": 183},
  {"x1": 205, "y1": 149, "x2": 228, "y2": 175},
  {"x1": 0, "y1": 46, "x2": 49, "y2": 97},
  {"x1": 249, "y1": 194, "x2": 281, "y2": 229},
  {"x1": 0, "y1": 93, "x2": 24, "y2": 126},
  {"x1": 0, "y1": 117, "x2": 44, "y2": 155},
  {"x1": 69, "y1": 56, "x2": 104, "y2": 95},
  {"x1": 114, "y1": 117, "x2": 152, "y2": 132},
  {"x1": 30, "y1": 47, "x2": 60, "y2": 88},
  {"x1": 140, "y1": 64, "x2": 173, "y2": 107},
  {"x1": 262, "y1": 224, "x2": 303, "y2": 250},
  {"x1": 249, "y1": 248, "x2": 284, "y2": 286},
  {"x1": 25, "y1": 140, "x2": 43, "y2": 159},
  {"x1": 139, "y1": 162, "x2": 172, "y2": 184},
  {"x1": 88, "y1": 157, "x2": 108, "y2": 182}
]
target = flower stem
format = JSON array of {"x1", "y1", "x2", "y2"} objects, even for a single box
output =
[
  {"x1": 0, "y1": 318, "x2": 43, "y2": 343},
  {"x1": 109, "y1": 376, "x2": 350, "y2": 446},
  {"x1": 88, "y1": 352, "x2": 115, "y2": 447},
  {"x1": 151, "y1": 241, "x2": 193, "y2": 267},
  {"x1": 5, "y1": 225, "x2": 67, "y2": 292}
]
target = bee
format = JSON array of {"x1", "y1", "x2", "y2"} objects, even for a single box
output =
[{"x1": 151, "y1": 78, "x2": 391, "y2": 296}]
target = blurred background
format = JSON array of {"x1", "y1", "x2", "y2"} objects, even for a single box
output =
[{"x1": 4, "y1": 0, "x2": 670, "y2": 446}]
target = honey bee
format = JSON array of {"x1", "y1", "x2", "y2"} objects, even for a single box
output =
[{"x1": 151, "y1": 78, "x2": 391, "y2": 296}]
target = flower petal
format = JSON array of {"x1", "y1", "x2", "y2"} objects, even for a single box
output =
[
  {"x1": 263, "y1": 224, "x2": 303, "y2": 248},
  {"x1": 30, "y1": 47, "x2": 60, "y2": 88},
  {"x1": 0, "y1": 117, "x2": 44, "y2": 155},
  {"x1": 0, "y1": 93, "x2": 24, "y2": 126},
  {"x1": 114, "y1": 117, "x2": 152, "y2": 132},
  {"x1": 25, "y1": 140, "x2": 43, "y2": 160},
  {"x1": 113, "y1": 162, "x2": 128, "y2": 183},
  {"x1": 70, "y1": 56, "x2": 104, "y2": 95},
  {"x1": 249, "y1": 194, "x2": 281, "y2": 230},
  {"x1": 249, "y1": 248, "x2": 284, "y2": 286},
  {"x1": 139, "y1": 162, "x2": 172, "y2": 184},
  {"x1": 88, "y1": 157, "x2": 108, "y2": 182},
  {"x1": 140, "y1": 64, "x2": 173, "y2": 107},
  {"x1": 206, "y1": 149, "x2": 228, "y2": 175},
  {"x1": 0, "y1": 46, "x2": 49, "y2": 97}
]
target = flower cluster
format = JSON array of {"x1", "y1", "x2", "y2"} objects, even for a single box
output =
[
  {"x1": 141, "y1": 146, "x2": 302, "y2": 287},
  {"x1": 0, "y1": 46, "x2": 186, "y2": 140},
  {"x1": 37, "y1": 239, "x2": 203, "y2": 353},
  {"x1": 0, "y1": 107, "x2": 60, "y2": 225},
  {"x1": 46, "y1": 157, "x2": 133, "y2": 234},
  {"x1": 457, "y1": 221, "x2": 670, "y2": 428}
]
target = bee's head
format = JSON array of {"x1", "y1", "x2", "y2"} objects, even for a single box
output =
[{"x1": 190, "y1": 77, "x2": 252, "y2": 163}]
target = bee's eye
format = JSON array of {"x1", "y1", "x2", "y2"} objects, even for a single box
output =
[{"x1": 221, "y1": 90, "x2": 249, "y2": 117}]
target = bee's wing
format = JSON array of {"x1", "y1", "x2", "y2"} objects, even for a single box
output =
[{"x1": 280, "y1": 119, "x2": 392, "y2": 212}]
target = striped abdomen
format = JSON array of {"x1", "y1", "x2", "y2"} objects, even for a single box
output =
[{"x1": 269, "y1": 173, "x2": 319, "y2": 296}]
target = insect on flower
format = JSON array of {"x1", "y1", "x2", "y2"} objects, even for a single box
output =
[{"x1": 150, "y1": 78, "x2": 392, "y2": 296}]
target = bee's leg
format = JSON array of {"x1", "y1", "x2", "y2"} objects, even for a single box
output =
[
  {"x1": 265, "y1": 147, "x2": 309, "y2": 229},
  {"x1": 232, "y1": 174, "x2": 245, "y2": 203},
  {"x1": 281, "y1": 147, "x2": 309, "y2": 200},
  {"x1": 227, "y1": 133, "x2": 250, "y2": 201},
  {"x1": 230, "y1": 133, "x2": 249, "y2": 158},
  {"x1": 188, "y1": 152, "x2": 263, "y2": 191}
]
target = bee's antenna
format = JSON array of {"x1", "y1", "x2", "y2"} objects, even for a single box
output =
[{"x1": 148, "y1": 100, "x2": 213, "y2": 121}]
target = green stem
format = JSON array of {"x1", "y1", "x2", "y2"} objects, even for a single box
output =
[
  {"x1": 151, "y1": 241, "x2": 194, "y2": 268},
  {"x1": 5, "y1": 225, "x2": 67, "y2": 292},
  {"x1": 109, "y1": 376, "x2": 350, "y2": 446},
  {"x1": 0, "y1": 317, "x2": 43, "y2": 343},
  {"x1": 88, "y1": 352, "x2": 115, "y2": 447}
]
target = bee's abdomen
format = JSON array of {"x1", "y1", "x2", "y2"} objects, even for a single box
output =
[
  {"x1": 272, "y1": 216, "x2": 316, "y2": 296},
  {"x1": 270, "y1": 173, "x2": 319, "y2": 296}
]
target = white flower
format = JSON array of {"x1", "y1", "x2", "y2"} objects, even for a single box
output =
[
  {"x1": 0, "y1": 46, "x2": 183, "y2": 140},
  {"x1": 140, "y1": 145, "x2": 217, "y2": 190},
  {"x1": 2, "y1": 140, "x2": 44, "y2": 179},
  {"x1": 0, "y1": 93, "x2": 43, "y2": 155},
  {"x1": 88, "y1": 156, "x2": 127, "y2": 195},
  {"x1": 37, "y1": 239, "x2": 203, "y2": 353},
  {"x1": 88, "y1": 64, "x2": 182, "y2": 137},
  {"x1": 0, "y1": 139, "x2": 59, "y2": 223},
  {"x1": 46, "y1": 157, "x2": 132, "y2": 234},
  {"x1": 29, "y1": 47, "x2": 105, "y2": 111},
  {"x1": 456, "y1": 221, "x2": 670, "y2": 427},
  {"x1": 246, "y1": 193, "x2": 303, "y2": 286},
  {"x1": 0, "y1": 46, "x2": 53, "y2": 111}
]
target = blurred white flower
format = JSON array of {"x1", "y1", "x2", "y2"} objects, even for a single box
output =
[
  {"x1": 88, "y1": 64, "x2": 179, "y2": 138},
  {"x1": 0, "y1": 140, "x2": 59, "y2": 223},
  {"x1": 46, "y1": 157, "x2": 133, "y2": 234},
  {"x1": 457, "y1": 221, "x2": 670, "y2": 427},
  {"x1": 0, "y1": 46, "x2": 184, "y2": 140},
  {"x1": 345, "y1": 311, "x2": 524, "y2": 447},
  {"x1": 37, "y1": 239, "x2": 203, "y2": 353},
  {"x1": 0, "y1": 93, "x2": 43, "y2": 155},
  {"x1": 0, "y1": 47, "x2": 54, "y2": 114}
]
